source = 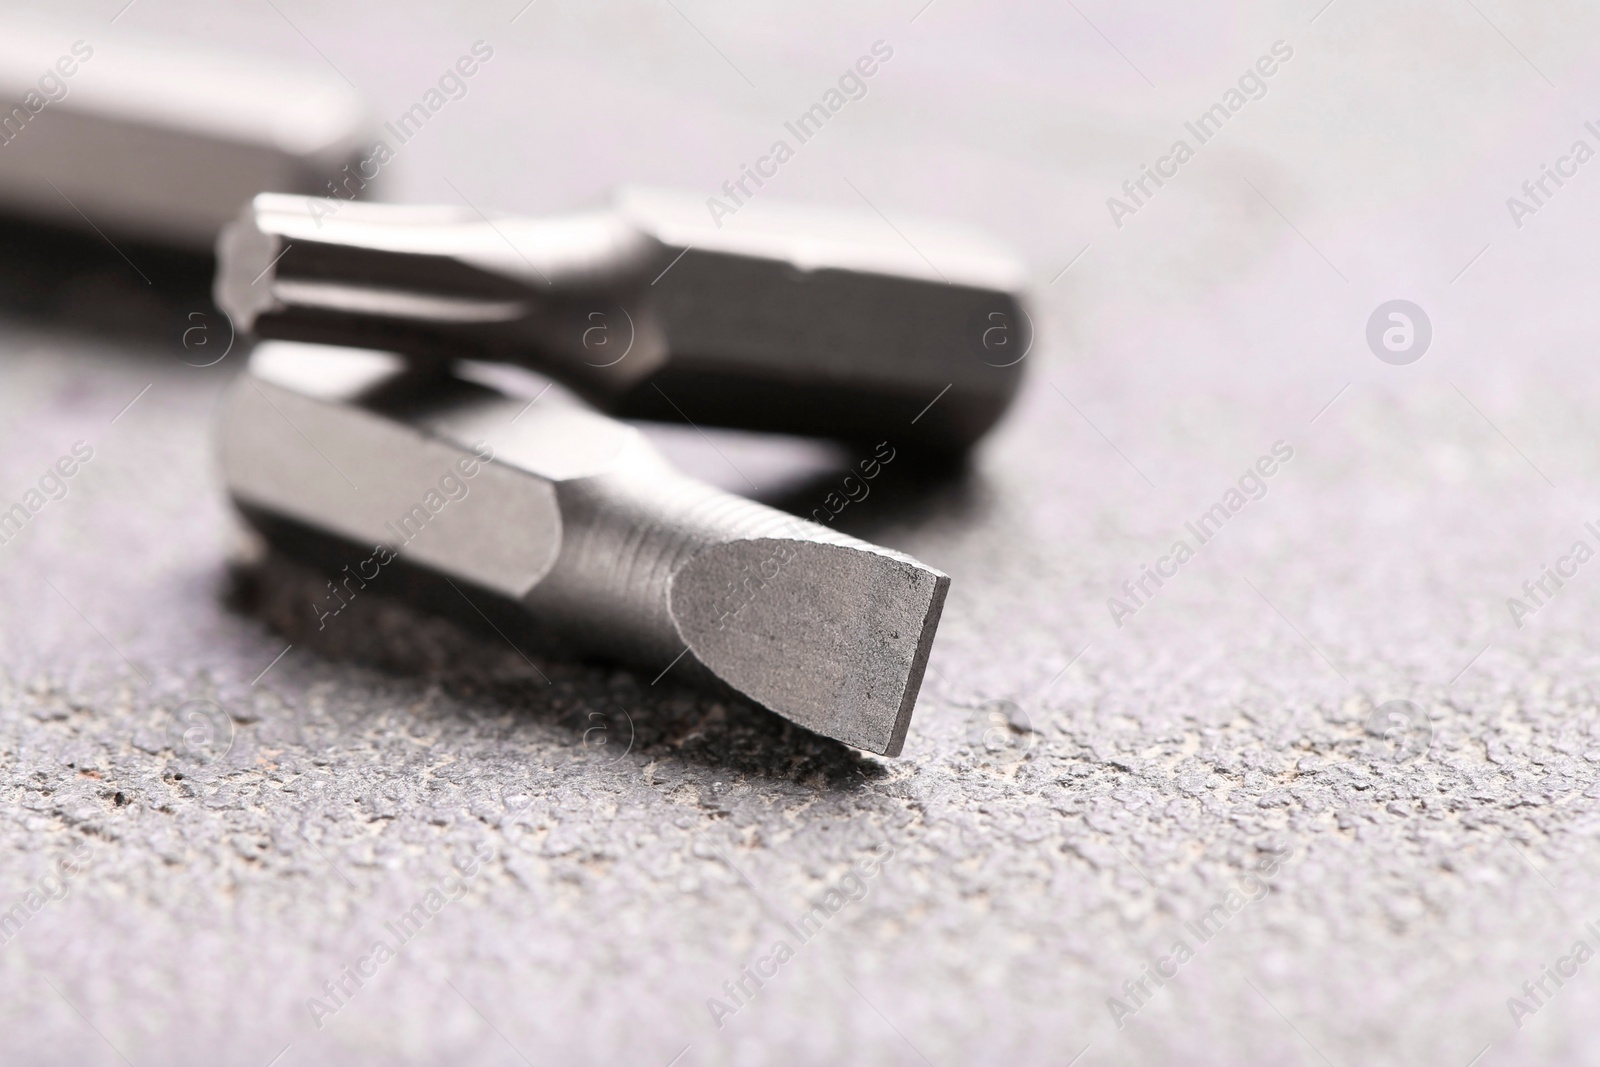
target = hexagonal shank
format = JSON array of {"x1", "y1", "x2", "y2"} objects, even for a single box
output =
[{"x1": 215, "y1": 190, "x2": 1032, "y2": 452}]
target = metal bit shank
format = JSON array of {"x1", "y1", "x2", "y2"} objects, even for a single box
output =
[
  {"x1": 220, "y1": 341, "x2": 949, "y2": 755},
  {"x1": 0, "y1": 15, "x2": 374, "y2": 248},
  {"x1": 216, "y1": 189, "x2": 1031, "y2": 451}
]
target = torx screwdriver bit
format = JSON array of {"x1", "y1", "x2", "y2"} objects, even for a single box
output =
[
  {"x1": 0, "y1": 15, "x2": 374, "y2": 249},
  {"x1": 220, "y1": 340, "x2": 949, "y2": 756},
  {"x1": 216, "y1": 188, "x2": 1031, "y2": 452}
]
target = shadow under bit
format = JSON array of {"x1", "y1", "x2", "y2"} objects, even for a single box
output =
[
  {"x1": 224, "y1": 539, "x2": 889, "y2": 790},
  {"x1": 758, "y1": 440, "x2": 993, "y2": 542},
  {"x1": 0, "y1": 214, "x2": 216, "y2": 347}
]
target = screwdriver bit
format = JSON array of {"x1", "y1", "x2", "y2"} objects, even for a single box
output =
[
  {"x1": 220, "y1": 340, "x2": 949, "y2": 756},
  {"x1": 216, "y1": 187, "x2": 1031, "y2": 452},
  {"x1": 0, "y1": 15, "x2": 374, "y2": 249}
]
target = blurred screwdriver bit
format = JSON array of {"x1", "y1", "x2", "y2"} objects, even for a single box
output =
[
  {"x1": 0, "y1": 15, "x2": 375, "y2": 249},
  {"x1": 216, "y1": 188, "x2": 1032, "y2": 452},
  {"x1": 220, "y1": 340, "x2": 949, "y2": 756}
]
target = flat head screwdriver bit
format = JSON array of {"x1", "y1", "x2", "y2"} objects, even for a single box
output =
[
  {"x1": 0, "y1": 15, "x2": 375, "y2": 249},
  {"x1": 216, "y1": 188, "x2": 1032, "y2": 452},
  {"x1": 220, "y1": 341, "x2": 950, "y2": 756}
]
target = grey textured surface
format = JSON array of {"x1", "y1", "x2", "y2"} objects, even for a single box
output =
[{"x1": 4, "y1": 1, "x2": 1600, "y2": 1065}]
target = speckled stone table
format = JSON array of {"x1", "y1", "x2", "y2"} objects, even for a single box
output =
[{"x1": 4, "y1": 1, "x2": 1600, "y2": 1064}]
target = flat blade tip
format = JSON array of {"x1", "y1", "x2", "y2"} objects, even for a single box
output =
[{"x1": 669, "y1": 537, "x2": 949, "y2": 756}]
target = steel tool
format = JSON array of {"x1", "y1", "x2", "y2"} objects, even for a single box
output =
[
  {"x1": 0, "y1": 15, "x2": 374, "y2": 249},
  {"x1": 216, "y1": 188, "x2": 1031, "y2": 452},
  {"x1": 220, "y1": 340, "x2": 949, "y2": 755}
]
